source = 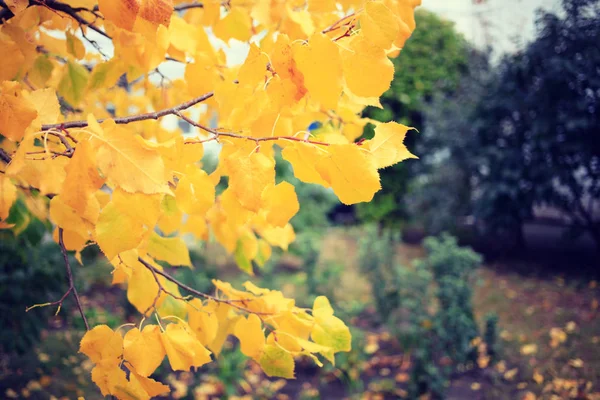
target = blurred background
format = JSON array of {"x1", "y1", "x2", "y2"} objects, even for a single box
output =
[{"x1": 1, "y1": 0, "x2": 599, "y2": 399}]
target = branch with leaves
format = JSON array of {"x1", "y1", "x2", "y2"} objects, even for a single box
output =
[{"x1": 0, "y1": 0, "x2": 422, "y2": 398}]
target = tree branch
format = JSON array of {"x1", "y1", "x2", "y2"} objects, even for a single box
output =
[
  {"x1": 59, "y1": 228, "x2": 90, "y2": 330},
  {"x1": 27, "y1": 229, "x2": 89, "y2": 330},
  {"x1": 33, "y1": 0, "x2": 111, "y2": 39},
  {"x1": 42, "y1": 91, "x2": 215, "y2": 130},
  {"x1": 137, "y1": 257, "x2": 274, "y2": 316},
  {"x1": 0, "y1": 148, "x2": 11, "y2": 164}
]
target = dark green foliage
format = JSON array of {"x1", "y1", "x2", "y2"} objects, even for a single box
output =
[
  {"x1": 358, "y1": 227, "x2": 401, "y2": 322},
  {"x1": 484, "y1": 313, "x2": 500, "y2": 363},
  {"x1": 425, "y1": 234, "x2": 481, "y2": 366},
  {"x1": 406, "y1": 49, "x2": 490, "y2": 235},
  {"x1": 290, "y1": 232, "x2": 343, "y2": 307},
  {"x1": 356, "y1": 9, "x2": 470, "y2": 225},
  {"x1": 359, "y1": 232, "x2": 484, "y2": 398},
  {"x1": 212, "y1": 346, "x2": 248, "y2": 397},
  {"x1": 472, "y1": 0, "x2": 600, "y2": 248},
  {"x1": 0, "y1": 210, "x2": 65, "y2": 354}
]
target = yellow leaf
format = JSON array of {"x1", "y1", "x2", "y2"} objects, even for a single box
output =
[
  {"x1": 234, "y1": 314, "x2": 265, "y2": 359},
  {"x1": 175, "y1": 165, "x2": 214, "y2": 215},
  {"x1": 187, "y1": 299, "x2": 219, "y2": 345},
  {"x1": 225, "y1": 151, "x2": 275, "y2": 212},
  {"x1": 569, "y1": 358, "x2": 583, "y2": 368},
  {"x1": 360, "y1": 1, "x2": 399, "y2": 50},
  {"x1": 168, "y1": 16, "x2": 198, "y2": 54},
  {"x1": 127, "y1": 368, "x2": 171, "y2": 398},
  {"x1": 366, "y1": 121, "x2": 417, "y2": 169},
  {"x1": 521, "y1": 392, "x2": 537, "y2": 400},
  {"x1": 24, "y1": 87, "x2": 61, "y2": 127},
  {"x1": 95, "y1": 190, "x2": 161, "y2": 260},
  {"x1": 79, "y1": 325, "x2": 123, "y2": 364},
  {"x1": 123, "y1": 325, "x2": 165, "y2": 377},
  {"x1": 207, "y1": 302, "x2": 239, "y2": 356},
  {"x1": 182, "y1": 214, "x2": 208, "y2": 240},
  {"x1": 160, "y1": 322, "x2": 212, "y2": 371},
  {"x1": 146, "y1": 231, "x2": 192, "y2": 267},
  {"x1": 49, "y1": 195, "x2": 93, "y2": 241},
  {"x1": 213, "y1": 7, "x2": 252, "y2": 42},
  {"x1": 0, "y1": 81, "x2": 37, "y2": 142},
  {"x1": 293, "y1": 33, "x2": 342, "y2": 109},
  {"x1": 281, "y1": 142, "x2": 329, "y2": 186},
  {"x1": 259, "y1": 344, "x2": 295, "y2": 379},
  {"x1": 127, "y1": 257, "x2": 162, "y2": 314},
  {"x1": 504, "y1": 368, "x2": 518, "y2": 381},
  {"x1": 185, "y1": 52, "x2": 219, "y2": 97},
  {"x1": 0, "y1": 175, "x2": 17, "y2": 221},
  {"x1": 61, "y1": 140, "x2": 105, "y2": 215},
  {"x1": 533, "y1": 371, "x2": 544, "y2": 385},
  {"x1": 99, "y1": 0, "x2": 139, "y2": 30},
  {"x1": 316, "y1": 144, "x2": 381, "y2": 205},
  {"x1": 238, "y1": 43, "x2": 269, "y2": 86},
  {"x1": 263, "y1": 182, "x2": 300, "y2": 228},
  {"x1": 311, "y1": 296, "x2": 351, "y2": 362},
  {"x1": 89, "y1": 116, "x2": 170, "y2": 194},
  {"x1": 520, "y1": 344, "x2": 537, "y2": 355},
  {"x1": 91, "y1": 362, "x2": 128, "y2": 397},
  {"x1": 341, "y1": 33, "x2": 395, "y2": 98},
  {"x1": 0, "y1": 32, "x2": 25, "y2": 82},
  {"x1": 157, "y1": 195, "x2": 183, "y2": 234},
  {"x1": 257, "y1": 223, "x2": 296, "y2": 251}
]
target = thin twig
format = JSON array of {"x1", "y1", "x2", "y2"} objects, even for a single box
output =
[
  {"x1": 42, "y1": 91, "x2": 215, "y2": 130},
  {"x1": 137, "y1": 257, "x2": 274, "y2": 316},
  {"x1": 27, "y1": 229, "x2": 89, "y2": 329},
  {"x1": 59, "y1": 228, "x2": 90, "y2": 330},
  {"x1": 33, "y1": 0, "x2": 111, "y2": 39},
  {"x1": 143, "y1": 263, "x2": 194, "y2": 316},
  {"x1": 322, "y1": 11, "x2": 359, "y2": 34},
  {"x1": 0, "y1": 148, "x2": 11, "y2": 164}
]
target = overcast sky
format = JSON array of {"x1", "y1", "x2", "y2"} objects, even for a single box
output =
[{"x1": 421, "y1": 0, "x2": 562, "y2": 55}]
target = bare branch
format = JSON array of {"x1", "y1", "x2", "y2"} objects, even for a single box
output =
[
  {"x1": 0, "y1": 148, "x2": 11, "y2": 164},
  {"x1": 58, "y1": 228, "x2": 90, "y2": 330},
  {"x1": 33, "y1": 0, "x2": 111, "y2": 39},
  {"x1": 42, "y1": 91, "x2": 215, "y2": 130},
  {"x1": 27, "y1": 229, "x2": 89, "y2": 330}
]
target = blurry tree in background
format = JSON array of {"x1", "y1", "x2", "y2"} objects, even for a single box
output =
[
  {"x1": 472, "y1": 0, "x2": 600, "y2": 249},
  {"x1": 356, "y1": 9, "x2": 469, "y2": 226},
  {"x1": 407, "y1": 48, "x2": 490, "y2": 235}
]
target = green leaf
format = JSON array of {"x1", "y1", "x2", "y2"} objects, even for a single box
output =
[
  {"x1": 58, "y1": 61, "x2": 89, "y2": 106},
  {"x1": 259, "y1": 344, "x2": 295, "y2": 378}
]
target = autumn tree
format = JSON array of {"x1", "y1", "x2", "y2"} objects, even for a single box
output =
[{"x1": 0, "y1": 0, "x2": 421, "y2": 397}]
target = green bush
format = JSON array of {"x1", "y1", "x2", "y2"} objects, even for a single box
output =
[
  {"x1": 425, "y1": 234, "x2": 481, "y2": 367},
  {"x1": 0, "y1": 220, "x2": 65, "y2": 354},
  {"x1": 358, "y1": 227, "x2": 401, "y2": 323},
  {"x1": 358, "y1": 231, "x2": 484, "y2": 398}
]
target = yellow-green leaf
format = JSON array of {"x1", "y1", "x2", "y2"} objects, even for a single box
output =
[{"x1": 259, "y1": 344, "x2": 295, "y2": 378}]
